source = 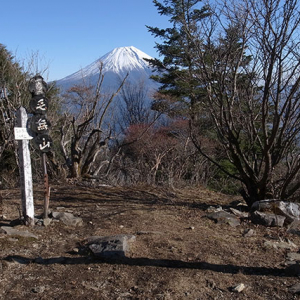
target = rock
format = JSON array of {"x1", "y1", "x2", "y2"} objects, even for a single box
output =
[
  {"x1": 31, "y1": 286, "x2": 45, "y2": 293},
  {"x1": 43, "y1": 218, "x2": 52, "y2": 227},
  {"x1": 287, "y1": 219, "x2": 300, "y2": 232},
  {"x1": 206, "y1": 206, "x2": 223, "y2": 213},
  {"x1": 51, "y1": 212, "x2": 83, "y2": 227},
  {"x1": 85, "y1": 234, "x2": 136, "y2": 258},
  {"x1": 251, "y1": 200, "x2": 300, "y2": 225},
  {"x1": 7, "y1": 238, "x2": 18, "y2": 242},
  {"x1": 251, "y1": 199, "x2": 281, "y2": 211},
  {"x1": 35, "y1": 218, "x2": 43, "y2": 226},
  {"x1": 206, "y1": 279, "x2": 216, "y2": 289},
  {"x1": 206, "y1": 211, "x2": 240, "y2": 227},
  {"x1": 264, "y1": 239, "x2": 297, "y2": 250},
  {"x1": 56, "y1": 207, "x2": 66, "y2": 211},
  {"x1": 0, "y1": 226, "x2": 38, "y2": 239},
  {"x1": 229, "y1": 208, "x2": 249, "y2": 218},
  {"x1": 277, "y1": 202, "x2": 300, "y2": 224},
  {"x1": 250, "y1": 211, "x2": 285, "y2": 227},
  {"x1": 286, "y1": 252, "x2": 300, "y2": 261},
  {"x1": 243, "y1": 228, "x2": 255, "y2": 237},
  {"x1": 289, "y1": 283, "x2": 300, "y2": 294},
  {"x1": 232, "y1": 283, "x2": 246, "y2": 293}
]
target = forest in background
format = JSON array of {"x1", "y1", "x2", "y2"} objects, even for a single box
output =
[{"x1": 1, "y1": 0, "x2": 300, "y2": 208}]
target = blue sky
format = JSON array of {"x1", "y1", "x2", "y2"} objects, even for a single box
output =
[{"x1": 2, "y1": 0, "x2": 170, "y2": 81}]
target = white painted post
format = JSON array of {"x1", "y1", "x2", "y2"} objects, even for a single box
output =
[{"x1": 15, "y1": 106, "x2": 34, "y2": 226}]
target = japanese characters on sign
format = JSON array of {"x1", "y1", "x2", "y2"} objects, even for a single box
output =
[
  {"x1": 29, "y1": 95, "x2": 49, "y2": 114},
  {"x1": 33, "y1": 134, "x2": 52, "y2": 153},
  {"x1": 28, "y1": 75, "x2": 52, "y2": 153},
  {"x1": 29, "y1": 115, "x2": 51, "y2": 134}
]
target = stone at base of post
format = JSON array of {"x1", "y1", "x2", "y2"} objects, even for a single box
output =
[{"x1": 24, "y1": 215, "x2": 35, "y2": 226}]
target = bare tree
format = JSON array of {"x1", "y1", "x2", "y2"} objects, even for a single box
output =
[
  {"x1": 111, "y1": 119, "x2": 211, "y2": 186},
  {"x1": 150, "y1": 0, "x2": 300, "y2": 206},
  {"x1": 117, "y1": 80, "x2": 157, "y2": 133},
  {"x1": 59, "y1": 64, "x2": 128, "y2": 178}
]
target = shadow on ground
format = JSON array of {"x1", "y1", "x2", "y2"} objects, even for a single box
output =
[{"x1": 4, "y1": 254, "x2": 288, "y2": 277}]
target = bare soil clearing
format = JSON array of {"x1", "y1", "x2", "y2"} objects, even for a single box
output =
[{"x1": 0, "y1": 184, "x2": 299, "y2": 299}]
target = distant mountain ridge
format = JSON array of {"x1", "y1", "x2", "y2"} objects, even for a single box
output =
[{"x1": 56, "y1": 46, "x2": 159, "y2": 92}]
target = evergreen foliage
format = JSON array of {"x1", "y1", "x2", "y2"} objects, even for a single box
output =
[
  {"x1": 148, "y1": 0, "x2": 300, "y2": 206},
  {"x1": 0, "y1": 44, "x2": 30, "y2": 187}
]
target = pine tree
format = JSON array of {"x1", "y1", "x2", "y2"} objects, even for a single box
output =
[
  {"x1": 0, "y1": 44, "x2": 29, "y2": 186},
  {"x1": 146, "y1": 0, "x2": 210, "y2": 118}
]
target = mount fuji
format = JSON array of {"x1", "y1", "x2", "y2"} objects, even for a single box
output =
[{"x1": 56, "y1": 46, "x2": 159, "y2": 93}]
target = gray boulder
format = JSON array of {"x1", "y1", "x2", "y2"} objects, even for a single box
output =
[
  {"x1": 277, "y1": 201, "x2": 300, "y2": 224},
  {"x1": 206, "y1": 211, "x2": 240, "y2": 227},
  {"x1": 250, "y1": 211, "x2": 285, "y2": 227},
  {"x1": 0, "y1": 226, "x2": 38, "y2": 239},
  {"x1": 51, "y1": 212, "x2": 83, "y2": 227},
  {"x1": 289, "y1": 283, "x2": 300, "y2": 294},
  {"x1": 85, "y1": 234, "x2": 136, "y2": 258},
  {"x1": 251, "y1": 200, "x2": 300, "y2": 225}
]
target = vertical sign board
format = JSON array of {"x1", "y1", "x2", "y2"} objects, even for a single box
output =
[
  {"x1": 28, "y1": 75, "x2": 52, "y2": 219},
  {"x1": 15, "y1": 107, "x2": 34, "y2": 226}
]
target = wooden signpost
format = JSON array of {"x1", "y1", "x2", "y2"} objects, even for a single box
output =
[
  {"x1": 28, "y1": 75, "x2": 52, "y2": 220},
  {"x1": 15, "y1": 107, "x2": 35, "y2": 226},
  {"x1": 14, "y1": 75, "x2": 52, "y2": 225}
]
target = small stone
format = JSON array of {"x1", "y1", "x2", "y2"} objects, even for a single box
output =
[
  {"x1": 189, "y1": 226, "x2": 195, "y2": 230},
  {"x1": 243, "y1": 228, "x2": 255, "y2": 237},
  {"x1": 232, "y1": 283, "x2": 245, "y2": 293},
  {"x1": 229, "y1": 208, "x2": 249, "y2": 218},
  {"x1": 35, "y1": 219, "x2": 43, "y2": 226},
  {"x1": 43, "y1": 218, "x2": 52, "y2": 227},
  {"x1": 286, "y1": 252, "x2": 300, "y2": 261},
  {"x1": 264, "y1": 239, "x2": 297, "y2": 250},
  {"x1": 31, "y1": 286, "x2": 45, "y2": 293},
  {"x1": 120, "y1": 225, "x2": 124, "y2": 228},
  {"x1": 206, "y1": 206, "x2": 223, "y2": 213},
  {"x1": 206, "y1": 279, "x2": 216, "y2": 289},
  {"x1": 7, "y1": 237, "x2": 18, "y2": 242},
  {"x1": 52, "y1": 212, "x2": 83, "y2": 227},
  {"x1": 289, "y1": 283, "x2": 300, "y2": 294},
  {"x1": 206, "y1": 211, "x2": 240, "y2": 227},
  {"x1": 0, "y1": 226, "x2": 38, "y2": 239},
  {"x1": 56, "y1": 207, "x2": 65, "y2": 210}
]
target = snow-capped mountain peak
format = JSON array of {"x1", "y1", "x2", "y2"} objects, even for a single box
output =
[
  {"x1": 59, "y1": 46, "x2": 154, "y2": 83},
  {"x1": 101, "y1": 46, "x2": 153, "y2": 73},
  {"x1": 55, "y1": 46, "x2": 161, "y2": 129}
]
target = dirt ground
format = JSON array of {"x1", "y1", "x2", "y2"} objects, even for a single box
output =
[{"x1": 0, "y1": 182, "x2": 300, "y2": 299}]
